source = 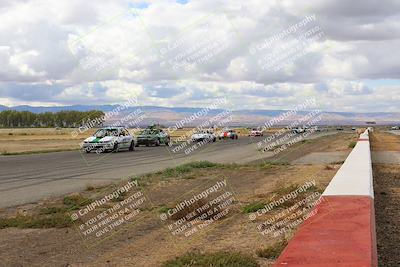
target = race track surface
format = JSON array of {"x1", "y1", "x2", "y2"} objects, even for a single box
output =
[{"x1": 0, "y1": 132, "x2": 336, "y2": 208}]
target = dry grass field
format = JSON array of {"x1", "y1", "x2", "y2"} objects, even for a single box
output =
[
  {"x1": 0, "y1": 161, "x2": 339, "y2": 267},
  {"x1": 0, "y1": 127, "x2": 283, "y2": 155},
  {"x1": 0, "y1": 128, "x2": 95, "y2": 155}
]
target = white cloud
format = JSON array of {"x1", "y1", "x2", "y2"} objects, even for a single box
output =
[{"x1": 0, "y1": 0, "x2": 399, "y2": 111}]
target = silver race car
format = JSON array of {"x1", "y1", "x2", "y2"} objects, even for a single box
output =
[
  {"x1": 191, "y1": 130, "x2": 217, "y2": 142},
  {"x1": 81, "y1": 126, "x2": 135, "y2": 153}
]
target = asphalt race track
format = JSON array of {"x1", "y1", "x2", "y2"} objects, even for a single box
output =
[{"x1": 0, "y1": 133, "x2": 336, "y2": 208}]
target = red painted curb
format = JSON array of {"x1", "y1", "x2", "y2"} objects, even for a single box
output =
[{"x1": 273, "y1": 196, "x2": 377, "y2": 267}]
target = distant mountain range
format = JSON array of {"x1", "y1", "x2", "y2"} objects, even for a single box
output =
[{"x1": 1, "y1": 104, "x2": 399, "y2": 126}]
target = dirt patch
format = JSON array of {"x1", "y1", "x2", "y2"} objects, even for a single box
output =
[
  {"x1": 266, "y1": 132, "x2": 355, "y2": 163},
  {"x1": 0, "y1": 139, "x2": 82, "y2": 154},
  {"x1": 370, "y1": 131, "x2": 400, "y2": 151},
  {"x1": 372, "y1": 151, "x2": 400, "y2": 164},
  {"x1": 0, "y1": 162, "x2": 338, "y2": 267},
  {"x1": 292, "y1": 151, "x2": 349, "y2": 164}
]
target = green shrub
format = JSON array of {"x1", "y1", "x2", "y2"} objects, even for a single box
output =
[
  {"x1": 158, "y1": 206, "x2": 171, "y2": 214},
  {"x1": 256, "y1": 239, "x2": 288, "y2": 259},
  {"x1": 348, "y1": 141, "x2": 357, "y2": 148},
  {"x1": 162, "y1": 161, "x2": 221, "y2": 177},
  {"x1": 162, "y1": 252, "x2": 259, "y2": 267},
  {"x1": 39, "y1": 206, "x2": 68, "y2": 214},
  {"x1": 0, "y1": 214, "x2": 72, "y2": 229},
  {"x1": 242, "y1": 202, "x2": 266, "y2": 213},
  {"x1": 63, "y1": 194, "x2": 90, "y2": 209}
]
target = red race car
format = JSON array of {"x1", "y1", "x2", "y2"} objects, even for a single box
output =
[{"x1": 218, "y1": 129, "x2": 238, "y2": 140}]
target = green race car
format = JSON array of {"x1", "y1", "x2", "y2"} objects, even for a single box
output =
[{"x1": 136, "y1": 127, "x2": 170, "y2": 147}]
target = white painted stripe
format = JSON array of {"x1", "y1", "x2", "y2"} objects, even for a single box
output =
[{"x1": 323, "y1": 130, "x2": 374, "y2": 198}]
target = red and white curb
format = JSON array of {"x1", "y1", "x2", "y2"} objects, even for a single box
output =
[{"x1": 274, "y1": 128, "x2": 377, "y2": 267}]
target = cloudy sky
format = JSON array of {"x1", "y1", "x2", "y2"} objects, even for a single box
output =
[{"x1": 0, "y1": 0, "x2": 400, "y2": 112}]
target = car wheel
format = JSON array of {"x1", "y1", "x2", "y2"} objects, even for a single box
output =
[
  {"x1": 85, "y1": 148, "x2": 91, "y2": 153},
  {"x1": 129, "y1": 141, "x2": 135, "y2": 151},
  {"x1": 112, "y1": 143, "x2": 119, "y2": 153},
  {"x1": 155, "y1": 139, "x2": 160, "y2": 146},
  {"x1": 213, "y1": 137, "x2": 216, "y2": 142},
  {"x1": 165, "y1": 138, "x2": 170, "y2": 146},
  {"x1": 235, "y1": 135, "x2": 238, "y2": 139}
]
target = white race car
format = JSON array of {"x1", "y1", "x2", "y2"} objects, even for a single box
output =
[
  {"x1": 191, "y1": 130, "x2": 216, "y2": 142},
  {"x1": 249, "y1": 128, "x2": 263, "y2": 136},
  {"x1": 81, "y1": 126, "x2": 135, "y2": 153},
  {"x1": 292, "y1": 127, "x2": 306, "y2": 134}
]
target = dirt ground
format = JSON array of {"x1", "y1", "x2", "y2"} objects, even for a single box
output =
[
  {"x1": 371, "y1": 131, "x2": 400, "y2": 267},
  {"x1": 266, "y1": 132, "x2": 356, "y2": 163},
  {"x1": 0, "y1": 163, "x2": 338, "y2": 267},
  {"x1": 370, "y1": 131, "x2": 400, "y2": 151}
]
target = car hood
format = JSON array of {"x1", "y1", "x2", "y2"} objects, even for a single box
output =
[
  {"x1": 84, "y1": 136, "x2": 116, "y2": 143},
  {"x1": 137, "y1": 135, "x2": 156, "y2": 138},
  {"x1": 192, "y1": 133, "x2": 209, "y2": 138}
]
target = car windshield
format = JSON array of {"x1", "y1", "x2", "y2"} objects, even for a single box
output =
[
  {"x1": 140, "y1": 129, "x2": 157, "y2": 135},
  {"x1": 94, "y1": 129, "x2": 119, "y2": 137}
]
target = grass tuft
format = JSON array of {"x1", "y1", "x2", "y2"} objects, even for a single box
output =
[
  {"x1": 0, "y1": 195, "x2": 90, "y2": 229},
  {"x1": 162, "y1": 251, "x2": 259, "y2": 267},
  {"x1": 256, "y1": 239, "x2": 288, "y2": 259},
  {"x1": 0, "y1": 214, "x2": 72, "y2": 229},
  {"x1": 63, "y1": 194, "x2": 91, "y2": 209},
  {"x1": 242, "y1": 202, "x2": 266, "y2": 213},
  {"x1": 86, "y1": 185, "x2": 95, "y2": 191},
  {"x1": 161, "y1": 161, "x2": 222, "y2": 178},
  {"x1": 39, "y1": 206, "x2": 68, "y2": 214},
  {"x1": 324, "y1": 165, "x2": 334, "y2": 170},
  {"x1": 243, "y1": 183, "x2": 324, "y2": 214},
  {"x1": 257, "y1": 162, "x2": 289, "y2": 169},
  {"x1": 348, "y1": 141, "x2": 357, "y2": 148},
  {"x1": 158, "y1": 206, "x2": 171, "y2": 214}
]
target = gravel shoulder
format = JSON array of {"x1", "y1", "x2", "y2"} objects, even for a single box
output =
[
  {"x1": 371, "y1": 131, "x2": 400, "y2": 267},
  {"x1": 373, "y1": 164, "x2": 400, "y2": 267}
]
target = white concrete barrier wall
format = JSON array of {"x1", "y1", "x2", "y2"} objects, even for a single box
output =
[
  {"x1": 274, "y1": 128, "x2": 377, "y2": 266},
  {"x1": 323, "y1": 129, "x2": 374, "y2": 197}
]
